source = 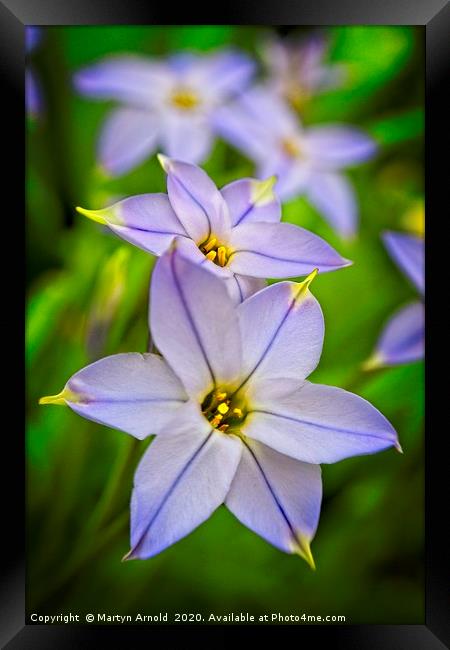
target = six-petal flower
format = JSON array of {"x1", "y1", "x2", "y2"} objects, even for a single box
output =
[
  {"x1": 74, "y1": 50, "x2": 255, "y2": 176},
  {"x1": 215, "y1": 86, "x2": 377, "y2": 238},
  {"x1": 41, "y1": 244, "x2": 399, "y2": 565},
  {"x1": 262, "y1": 33, "x2": 345, "y2": 109},
  {"x1": 76, "y1": 156, "x2": 351, "y2": 303}
]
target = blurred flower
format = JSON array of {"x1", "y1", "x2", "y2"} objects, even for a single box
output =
[
  {"x1": 365, "y1": 231, "x2": 424, "y2": 368},
  {"x1": 262, "y1": 32, "x2": 345, "y2": 109},
  {"x1": 85, "y1": 247, "x2": 131, "y2": 358},
  {"x1": 74, "y1": 50, "x2": 255, "y2": 176},
  {"x1": 40, "y1": 244, "x2": 399, "y2": 564},
  {"x1": 76, "y1": 156, "x2": 350, "y2": 304},
  {"x1": 215, "y1": 87, "x2": 377, "y2": 239},
  {"x1": 402, "y1": 199, "x2": 425, "y2": 237},
  {"x1": 26, "y1": 26, "x2": 43, "y2": 118}
]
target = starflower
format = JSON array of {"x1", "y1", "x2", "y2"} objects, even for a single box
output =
[
  {"x1": 26, "y1": 26, "x2": 43, "y2": 118},
  {"x1": 76, "y1": 156, "x2": 350, "y2": 304},
  {"x1": 261, "y1": 33, "x2": 345, "y2": 109},
  {"x1": 40, "y1": 244, "x2": 399, "y2": 565},
  {"x1": 74, "y1": 50, "x2": 255, "y2": 176},
  {"x1": 365, "y1": 231, "x2": 424, "y2": 368},
  {"x1": 215, "y1": 86, "x2": 377, "y2": 238}
]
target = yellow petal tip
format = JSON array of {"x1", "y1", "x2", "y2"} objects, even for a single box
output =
[
  {"x1": 39, "y1": 386, "x2": 79, "y2": 405},
  {"x1": 121, "y1": 549, "x2": 133, "y2": 562},
  {"x1": 291, "y1": 269, "x2": 319, "y2": 303},
  {"x1": 305, "y1": 267, "x2": 319, "y2": 286},
  {"x1": 75, "y1": 206, "x2": 107, "y2": 225},
  {"x1": 395, "y1": 441, "x2": 404, "y2": 454},
  {"x1": 362, "y1": 353, "x2": 383, "y2": 371},
  {"x1": 157, "y1": 153, "x2": 171, "y2": 172},
  {"x1": 251, "y1": 175, "x2": 278, "y2": 206},
  {"x1": 293, "y1": 535, "x2": 316, "y2": 570}
]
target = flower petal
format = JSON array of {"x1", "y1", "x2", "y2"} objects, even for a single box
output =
[
  {"x1": 383, "y1": 231, "x2": 424, "y2": 295},
  {"x1": 160, "y1": 112, "x2": 213, "y2": 165},
  {"x1": 77, "y1": 193, "x2": 187, "y2": 256},
  {"x1": 214, "y1": 87, "x2": 299, "y2": 164},
  {"x1": 239, "y1": 86, "x2": 301, "y2": 138},
  {"x1": 221, "y1": 178, "x2": 281, "y2": 227},
  {"x1": 150, "y1": 243, "x2": 242, "y2": 399},
  {"x1": 245, "y1": 380, "x2": 399, "y2": 464},
  {"x1": 228, "y1": 221, "x2": 351, "y2": 277},
  {"x1": 373, "y1": 301, "x2": 424, "y2": 366},
  {"x1": 226, "y1": 438, "x2": 321, "y2": 564},
  {"x1": 41, "y1": 353, "x2": 187, "y2": 440},
  {"x1": 305, "y1": 126, "x2": 377, "y2": 169},
  {"x1": 227, "y1": 274, "x2": 267, "y2": 304},
  {"x1": 189, "y1": 50, "x2": 255, "y2": 99},
  {"x1": 97, "y1": 107, "x2": 159, "y2": 176},
  {"x1": 258, "y1": 157, "x2": 312, "y2": 201},
  {"x1": 74, "y1": 56, "x2": 172, "y2": 108},
  {"x1": 160, "y1": 157, "x2": 231, "y2": 243},
  {"x1": 235, "y1": 277, "x2": 324, "y2": 396},
  {"x1": 127, "y1": 402, "x2": 242, "y2": 559},
  {"x1": 214, "y1": 101, "x2": 271, "y2": 163},
  {"x1": 306, "y1": 171, "x2": 358, "y2": 239}
]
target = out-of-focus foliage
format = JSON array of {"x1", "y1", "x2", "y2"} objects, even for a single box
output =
[{"x1": 26, "y1": 26, "x2": 424, "y2": 624}]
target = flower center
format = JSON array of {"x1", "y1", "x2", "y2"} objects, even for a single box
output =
[
  {"x1": 280, "y1": 137, "x2": 302, "y2": 158},
  {"x1": 285, "y1": 82, "x2": 309, "y2": 109},
  {"x1": 199, "y1": 236, "x2": 230, "y2": 267},
  {"x1": 170, "y1": 87, "x2": 199, "y2": 110},
  {"x1": 201, "y1": 389, "x2": 247, "y2": 433}
]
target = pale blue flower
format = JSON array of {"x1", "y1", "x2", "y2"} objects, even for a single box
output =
[
  {"x1": 215, "y1": 86, "x2": 377, "y2": 239},
  {"x1": 76, "y1": 156, "x2": 351, "y2": 303},
  {"x1": 262, "y1": 32, "x2": 345, "y2": 108},
  {"x1": 41, "y1": 244, "x2": 399, "y2": 565},
  {"x1": 74, "y1": 50, "x2": 255, "y2": 176}
]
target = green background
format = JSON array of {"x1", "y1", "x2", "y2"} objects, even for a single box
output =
[{"x1": 26, "y1": 26, "x2": 424, "y2": 624}]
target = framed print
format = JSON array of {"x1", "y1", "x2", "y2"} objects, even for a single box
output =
[{"x1": 2, "y1": 0, "x2": 448, "y2": 647}]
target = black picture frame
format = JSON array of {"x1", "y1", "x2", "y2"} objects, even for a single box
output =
[{"x1": 4, "y1": 0, "x2": 449, "y2": 647}]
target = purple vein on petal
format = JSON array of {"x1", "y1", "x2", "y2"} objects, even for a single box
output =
[
  {"x1": 232, "y1": 285, "x2": 301, "y2": 396},
  {"x1": 170, "y1": 249, "x2": 216, "y2": 386},
  {"x1": 169, "y1": 173, "x2": 212, "y2": 241},
  {"x1": 242, "y1": 440, "x2": 308, "y2": 556},
  {"x1": 249, "y1": 409, "x2": 395, "y2": 444},
  {"x1": 125, "y1": 430, "x2": 215, "y2": 559},
  {"x1": 228, "y1": 248, "x2": 350, "y2": 270}
]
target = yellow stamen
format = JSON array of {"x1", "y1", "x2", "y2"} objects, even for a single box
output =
[
  {"x1": 281, "y1": 138, "x2": 301, "y2": 158},
  {"x1": 170, "y1": 88, "x2": 199, "y2": 110},
  {"x1": 203, "y1": 237, "x2": 217, "y2": 253},
  {"x1": 217, "y1": 246, "x2": 227, "y2": 267},
  {"x1": 206, "y1": 250, "x2": 217, "y2": 262},
  {"x1": 215, "y1": 391, "x2": 227, "y2": 401},
  {"x1": 217, "y1": 403, "x2": 229, "y2": 415},
  {"x1": 233, "y1": 408, "x2": 243, "y2": 418},
  {"x1": 211, "y1": 414, "x2": 223, "y2": 427},
  {"x1": 39, "y1": 386, "x2": 79, "y2": 406}
]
